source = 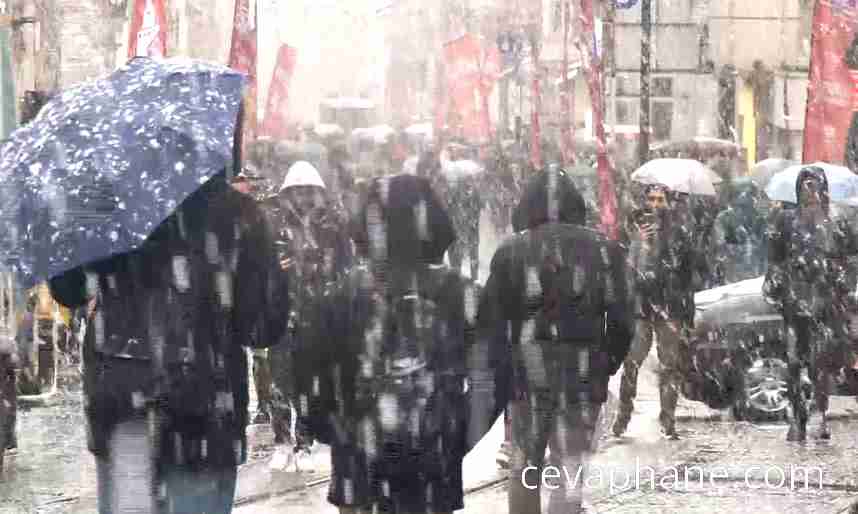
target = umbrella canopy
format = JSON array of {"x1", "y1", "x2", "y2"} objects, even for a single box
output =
[
  {"x1": 0, "y1": 57, "x2": 245, "y2": 287},
  {"x1": 441, "y1": 159, "x2": 483, "y2": 181},
  {"x1": 314, "y1": 123, "x2": 344, "y2": 139},
  {"x1": 764, "y1": 162, "x2": 858, "y2": 205},
  {"x1": 352, "y1": 125, "x2": 395, "y2": 144},
  {"x1": 650, "y1": 137, "x2": 741, "y2": 160},
  {"x1": 631, "y1": 158, "x2": 722, "y2": 196},
  {"x1": 749, "y1": 158, "x2": 796, "y2": 188}
]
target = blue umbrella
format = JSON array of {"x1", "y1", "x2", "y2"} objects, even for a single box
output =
[
  {"x1": 764, "y1": 162, "x2": 858, "y2": 204},
  {"x1": 0, "y1": 57, "x2": 246, "y2": 287}
]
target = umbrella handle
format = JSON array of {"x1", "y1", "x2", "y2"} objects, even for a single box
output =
[{"x1": 232, "y1": 101, "x2": 245, "y2": 180}]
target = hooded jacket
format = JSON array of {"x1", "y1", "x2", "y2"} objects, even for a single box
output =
[
  {"x1": 295, "y1": 174, "x2": 495, "y2": 512},
  {"x1": 763, "y1": 166, "x2": 858, "y2": 317},
  {"x1": 711, "y1": 179, "x2": 768, "y2": 285},
  {"x1": 479, "y1": 168, "x2": 634, "y2": 405}
]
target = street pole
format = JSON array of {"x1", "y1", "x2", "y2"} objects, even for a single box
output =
[
  {"x1": 639, "y1": 0, "x2": 651, "y2": 166},
  {"x1": 561, "y1": 1, "x2": 570, "y2": 166}
]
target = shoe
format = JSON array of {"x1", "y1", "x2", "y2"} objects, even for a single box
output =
[
  {"x1": 268, "y1": 444, "x2": 295, "y2": 472},
  {"x1": 252, "y1": 410, "x2": 271, "y2": 425},
  {"x1": 660, "y1": 426, "x2": 680, "y2": 441},
  {"x1": 4, "y1": 432, "x2": 16, "y2": 451},
  {"x1": 816, "y1": 420, "x2": 831, "y2": 440},
  {"x1": 786, "y1": 422, "x2": 806, "y2": 442},
  {"x1": 495, "y1": 442, "x2": 511, "y2": 469},
  {"x1": 293, "y1": 445, "x2": 315, "y2": 473},
  {"x1": 612, "y1": 411, "x2": 631, "y2": 437}
]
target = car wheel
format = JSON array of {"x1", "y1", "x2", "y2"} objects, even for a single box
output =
[{"x1": 743, "y1": 357, "x2": 790, "y2": 416}]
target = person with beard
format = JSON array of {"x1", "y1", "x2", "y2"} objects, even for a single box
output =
[
  {"x1": 479, "y1": 167, "x2": 634, "y2": 513},
  {"x1": 613, "y1": 184, "x2": 696, "y2": 440},
  {"x1": 763, "y1": 166, "x2": 858, "y2": 441},
  {"x1": 711, "y1": 178, "x2": 768, "y2": 285},
  {"x1": 293, "y1": 174, "x2": 503, "y2": 514},
  {"x1": 266, "y1": 160, "x2": 353, "y2": 470}
]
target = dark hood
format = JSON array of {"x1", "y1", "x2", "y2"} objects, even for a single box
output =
[
  {"x1": 795, "y1": 165, "x2": 829, "y2": 212},
  {"x1": 351, "y1": 174, "x2": 455, "y2": 266},
  {"x1": 512, "y1": 168, "x2": 587, "y2": 231}
]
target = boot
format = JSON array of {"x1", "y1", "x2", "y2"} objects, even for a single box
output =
[
  {"x1": 612, "y1": 405, "x2": 632, "y2": 437},
  {"x1": 786, "y1": 420, "x2": 806, "y2": 442},
  {"x1": 816, "y1": 413, "x2": 831, "y2": 440}
]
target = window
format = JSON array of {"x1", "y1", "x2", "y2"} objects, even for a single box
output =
[
  {"x1": 651, "y1": 101, "x2": 674, "y2": 140},
  {"x1": 652, "y1": 77, "x2": 673, "y2": 97},
  {"x1": 615, "y1": 76, "x2": 627, "y2": 96},
  {"x1": 615, "y1": 99, "x2": 636, "y2": 124}
]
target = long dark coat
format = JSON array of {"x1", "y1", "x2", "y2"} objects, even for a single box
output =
[
  {"x1": 481, "y1": 169, "x2": 634, "y2": 407},
  {"x1": 49, "y1": 175, "x2": 289, "y2": 468},
  {"x1": 295, "y1": 174, "x2": 501, "y2": 513}
]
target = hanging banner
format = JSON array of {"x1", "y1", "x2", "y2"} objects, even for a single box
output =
[
  {"x1": 261, "y1": 44, "x2": 297, "y2": 140},
  {"x1": 581, "y1": 0, "x2": 619, "y2": 240},
  {"x1": 127, "y1": 0, "x2": 168, "y2": 60},
  {"x1": 804, "y1": 0, "x2": 858, "y2": 169},
  {"x1": 442, "y1": 34, "x2": 500, "y2": 143},
  {"x1": 229, "y1": 0, "x2": 258, "y2": 146}
]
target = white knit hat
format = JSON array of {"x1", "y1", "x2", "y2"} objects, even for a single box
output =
[{"x1": 280, "y1": 161, "x2": 326, "y2": 192}]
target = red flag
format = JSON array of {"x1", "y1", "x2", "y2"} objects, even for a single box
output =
[
  {"x1": 803, "y1": 0, "x2": 858, "y2": 167},
  {"x1": 229, "y1": 0, "x2": 258, "y2": 145},
  {"x1": 442, "y1": 34, "x2": 499, "y2": 143},
  {"x1": 127, "y1": 0, "x2": 168, "y2": 60},
  {"x1": 261, "y1": 44, "x2": 297, "y2": 140},
  {"x1": 581, "y1": 0, "x2": 618, "y2": 240}
]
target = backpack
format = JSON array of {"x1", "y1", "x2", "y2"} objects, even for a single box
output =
[{"x1": 360, "y1": 288, "x2": 452, "y2": 476}]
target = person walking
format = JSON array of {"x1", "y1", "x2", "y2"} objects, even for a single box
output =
[
  {"x1": 763, "y1": 165, "x2": 858, "y2": 441},
  {"x1": 294, "y1": 174, "x2": 502, "y2": 514},
  {"x1": 480, "y1": 167, "x2": 634, "y2": 513},
  {"x1": 48, "y1": 170, "x2": 289, "y2": 514},
  {"x1": 265, "y1": 160, "x2": 353, "y2": 471},
  {"x1": 612, "y1": 184, "x2": 696, "y2": 440}
]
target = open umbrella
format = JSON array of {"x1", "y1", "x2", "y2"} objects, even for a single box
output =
[
  {"x1": 0, "y1": 57, "x2": 245, "y2": 287},
  {"x1": 749, "y1": 158, "x2": 795, "y2": 188},
  {"x1": 764, "y1": 162, "x2": 858, "y2": 205},
  {"x1": 630, "y1": 158, "x2": 722, "y2": 196},
  {"x1": 650, "y1": 137, "x2": 741, "y2": 160},
  {"x1": 441, "y1": 159, "x2": 483, "y2": 181}
]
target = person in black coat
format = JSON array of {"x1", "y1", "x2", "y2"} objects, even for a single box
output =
[
  {"x1": 480, "y1": 167, "x2": 634, "y2": 514},
  {"x1": 763, "y1": 166, "x2": 858, "y2": 441},
  {"x1": 294, "y1": 174, "x2": 503, "y2": 514},
  {"x1": 49, "y1": 172, "x2": 289, "y2": 514}
]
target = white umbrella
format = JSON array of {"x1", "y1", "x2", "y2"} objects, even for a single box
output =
[
  {"x1": 405, "y1": 123, "x2": 433, "y2": 137},
  {"x1": 442, "y1": 159, "x2": 483, "y2": 181},
  {"x1": 750, "y1": 158, "x2": 796, "y2": 187},
  {"x1": 631, "y1": 158, "x2": 722, "y2": 196},
  {"x1": 314, "y1": 123, "x2": 344, "y2": 138},
  {"x1": 403, "y1": 155, "x2": 419, "y2": 175},
  {"x1": 764, "y1": 161, "x2": 858, "y2": 204}
]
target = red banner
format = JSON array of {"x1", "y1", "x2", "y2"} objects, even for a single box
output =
[
  {"x1": 261, "y1": 44, "x2": 297, "y2": 140},
  {"x1": 803, "y1": 0, "x2": 858, "y2": 167},
  {"x1": 127, "y1": 0, "x2": 167, "y2": 60},
  {"x1": 229, "y1": 0, "x2": 258, "y2": 144},
  {"x1": 442, "y1": 34, "x2": 500, "y2": 143},
  {"x1": 580, "y1": 0, "x2": 618, "y2": 240}
]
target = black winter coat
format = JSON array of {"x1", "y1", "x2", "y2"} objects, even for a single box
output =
[
  {"x1": 49, "y1": 176, "x2": 289, "y2": 466},
  {"x1": 295, "y1": 175, "x2": 501, "y2": 513},
  {"x1": 481, "y1": 169, "x2": 634, "y2": 405}
]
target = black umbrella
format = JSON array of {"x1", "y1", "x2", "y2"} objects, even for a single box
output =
[{"x1": 0, "y1": 57, "x2": 245, "y2": 287}]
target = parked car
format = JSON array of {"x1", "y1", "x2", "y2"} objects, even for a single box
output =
[{"x1": 683, "y1": 276, "x2": 857, "y2": 420}]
